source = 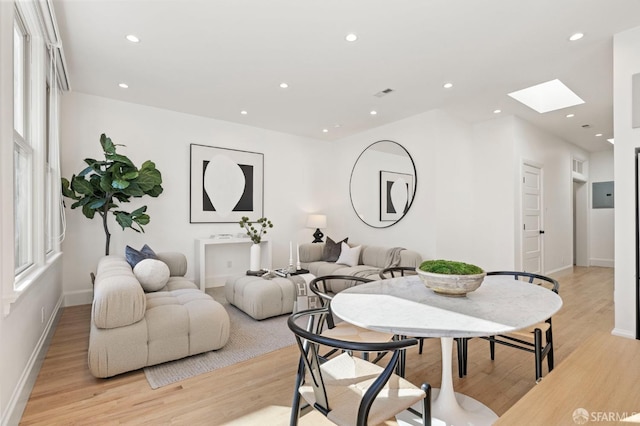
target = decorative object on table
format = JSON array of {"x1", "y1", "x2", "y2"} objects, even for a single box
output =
[
  {"x1": 190, "y1": 144, "x2": 263, "y2": 223},
  {"x1": 239, "y1": 216, "x2": 273, "y2": 272},
  {"x1": 350, "y1": 140, "x2": 417, "y2": 229},
  {"x1": 61, "y1": 133, "x2": 163, "y2": 255},
  {"x1": 416, "y1": 259, "x2": 485, "y2": 296},
  {"x1": 306, "y1": 214, "x2": 327, "y2": 243}
]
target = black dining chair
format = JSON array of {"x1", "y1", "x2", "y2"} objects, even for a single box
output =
[
  {"x1": 288, "y1": 307, "x2": 432, "y2": 426},
  {"x1": 309, "y1": 275, "x2": 394, "y2": 363},
  {"x1": 379, "y1": 266, "x2": 467, "y2": 378},
  {"x1": 460, "y1": 271, "x2": 559, "y2": 382}
]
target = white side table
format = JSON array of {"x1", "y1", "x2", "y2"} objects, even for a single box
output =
[{"x1": 194, "y1": 237, "x2": 272, "y2": 291}]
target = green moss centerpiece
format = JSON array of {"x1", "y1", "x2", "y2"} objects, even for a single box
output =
[{"x1": 416, "y1": 259, "x2": 486, "y2": 296}]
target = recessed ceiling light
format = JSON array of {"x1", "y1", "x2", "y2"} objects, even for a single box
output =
[
  {"x1": 118, "y1": 83, "x2": 129, "y2": 89},
  {"x1": 566, "y1": 113, "x2": 575, "y2": 118},
  {"x1": 334, "y1": 124, "x2": 341, "y2": 128},
  {"x1": 322, "y1": 129, "x2": 329, "y2": 133},
  {"x1": 125, "y1": 34, "x2": 140, "y2": 43},
  {"x1": 595, "y1": 133, "x2": 603, "y2": 137},
  {"x1": 240, "y1": 110, "x2": 248, "y2": 115},
  {"x1": 569, "y1": 33, "x2": 584, "y2": 41},
  {"x1": 607, "y1": 138, "x2": 615, "y2": 144},
  {"x1": 370, "y1": 110, "x2": 377, "y2": 115},
  {"x1": 279, "y1": 82, "x2": 289, "y2": 89},
  {"x1": 443, "y1": 83, "x2": 453, "y2": 89},
  {"x1": 508, "y1": 79, "x2": 585, "y2": 113},
  {"x1": 493, "y1": 109, "x2": 502, "y2": 114},
  {"x1": 345, "y1": 33, "x2": 358, "y2": 42}
]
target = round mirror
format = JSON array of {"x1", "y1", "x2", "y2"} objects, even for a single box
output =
[{"x1": 349, "y1": 140, "x2": 417, "y2": 228}]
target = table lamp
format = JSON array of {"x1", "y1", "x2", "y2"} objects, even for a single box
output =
[{"x1": 307, "y1": 214, "x2": 327, "y2": 243}]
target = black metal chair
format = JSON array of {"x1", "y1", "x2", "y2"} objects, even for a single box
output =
[
  {"x1": 379, "y1": 266, "x2": 467, "y2": 378},
  {"x1": 461, "y1": 271, "x2": 559, "y2": 382},
  {"x1": 309, "y1": 275, "x2": 395, "y2": 363},
  {"x1": 288, "y1": 307, "x2": 432, "y2": 426}
]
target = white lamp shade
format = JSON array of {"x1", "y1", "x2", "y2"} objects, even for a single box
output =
[{"x1": 307, "y1": 214, "x2": 327, "y2": 229}]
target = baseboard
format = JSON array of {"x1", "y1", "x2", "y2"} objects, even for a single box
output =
[
  {"x1": 64, "y1": 289, "x2": 93, "y2": 306},
  {"x1": 590, "y1": 258, "x2": 615, "y2": 268},
  {"x1": 2, "y1": 294, "x2": 64, "y2": 426},
  {"x1": 545, "y1": 264, "x2": 574, "y2": 277},
  {"x1": 611, "y1": 327, "x2": 636, "y2": 339}
]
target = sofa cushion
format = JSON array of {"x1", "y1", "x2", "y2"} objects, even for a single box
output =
[
  {"x1": 156, "y1": 252, "x2": 188, "y2": 277},
  {"x1": 93, "y1": 256, "x2": 146, "y2": 329},
  {"x1": 134, "y1": 259, "x2": 170, "y2": 292},
  {"x1": 336, "y1": 243, "x2": 361, "y2": 267},
  {"x1": 322, "y1": 236, "x2": 348, "y2": 262}
]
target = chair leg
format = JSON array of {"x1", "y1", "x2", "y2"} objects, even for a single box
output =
[
  {"x1": 489, "y1": 337, "x2": 496, "y2": 360},
  {"x1": 455, "y1": 338, "x2": 466, "y2": 378},
  {"x1": 419, "y1": 337, "x2": 424, "y2": 355},
  {"x1": 546, "y1": 325, "x2": 555, "y2": 372},
  {"x1": 421, "y1": 383, "x2": 432, "y2": 426},
  {"x1": 290, "y1": 358, "x2": 304, "y2": 426},
  {"x1": 534, "y1": 329, "x2": 543, "y2": 382}
]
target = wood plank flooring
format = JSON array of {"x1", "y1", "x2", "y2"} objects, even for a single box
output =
[{"x1": 20, "y1": 266, "x2": 615, "y2": 425}]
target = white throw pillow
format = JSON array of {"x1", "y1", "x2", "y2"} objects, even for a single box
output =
[
  {"x1": 336, "y1": 242, "x2": 361, "y2": 267},
  {"x1": 133, "y1": 258, "x2": 170, "y2": 292}
]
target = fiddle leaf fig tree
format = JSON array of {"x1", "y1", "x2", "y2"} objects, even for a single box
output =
[{"x1": 61, "y1": 133, "x2": 163, "y2": 255}]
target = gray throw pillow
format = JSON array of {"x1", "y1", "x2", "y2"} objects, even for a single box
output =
[{"x1": 322, "y1": 237, "x2": 348, "y2": 262}]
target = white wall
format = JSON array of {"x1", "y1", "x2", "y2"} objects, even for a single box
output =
[
  {"x1": 512, "y1": 117, "x2": 590, "y2": 274},
  {"x1": 589, "y1": 150, "x2": 615, "y2": 267},
  {"x1": 59, "y1": 92, "x2": 331, "y2": 303},
  {"x1": 328, "y1": 110, "x2": 587, "y2": 275},
  {"x1": 613, "y1": 25, "x2": 640, "y2": 338}
]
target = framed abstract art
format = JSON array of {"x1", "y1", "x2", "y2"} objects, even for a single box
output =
[{"x1": 190, "y1": 144, "x2": 264, "y2": 223}]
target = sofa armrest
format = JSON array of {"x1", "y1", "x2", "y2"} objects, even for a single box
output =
[{"x1": 156, "y1": 252, "x2": 188, "y2": 277}]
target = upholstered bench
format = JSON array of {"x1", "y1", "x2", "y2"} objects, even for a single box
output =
[{"x1": 225, "y1": 274, "x2": 313, "y2": 320}]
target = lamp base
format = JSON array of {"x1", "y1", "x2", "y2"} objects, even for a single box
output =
[{"x1": 312, "y1": 228, "x2": 324, "y2": 243}]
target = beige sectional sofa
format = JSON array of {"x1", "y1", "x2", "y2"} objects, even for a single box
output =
[
  {"x1": 225, "y1": 242, "x2": 422, "y2": 319},
  {"x1": 88, "y1": 252, "x2": 230, "y2": 378}
]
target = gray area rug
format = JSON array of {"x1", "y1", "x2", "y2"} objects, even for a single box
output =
[{"x1": 144, "y1": 287, "x2": 294, "y2": 389}]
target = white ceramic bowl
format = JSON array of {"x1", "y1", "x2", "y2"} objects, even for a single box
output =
[{"x1": 415, "y1": 268, "x2": 486, "y2": 296}]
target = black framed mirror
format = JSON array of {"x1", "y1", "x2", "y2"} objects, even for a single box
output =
[{"x1": 349, "y1": 140, "x2": 417, "y2": 228}]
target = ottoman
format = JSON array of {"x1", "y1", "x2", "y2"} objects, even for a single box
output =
[{"x1": 225, "y1": 274, "x2": 298, "y2": 320}]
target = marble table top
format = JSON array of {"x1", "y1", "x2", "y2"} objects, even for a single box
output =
[{"x1": 331, "y1": 275, "x2": 563, "y2": 338}]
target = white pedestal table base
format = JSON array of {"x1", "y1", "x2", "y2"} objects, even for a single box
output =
[{"x1": 396, "y1": 337, "x2": 498, "y2": 426}]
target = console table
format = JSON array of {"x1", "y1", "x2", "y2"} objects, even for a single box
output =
[{"x1": 194, "y1": 237, "x2": 272, "y2": 291}]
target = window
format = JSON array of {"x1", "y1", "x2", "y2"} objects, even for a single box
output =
[{"x1": 13, "y1": 12, "x2": 33, "y2": 277}]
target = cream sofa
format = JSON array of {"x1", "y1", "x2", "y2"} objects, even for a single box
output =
[
  {"x1": 88, "y1": 252, "x2": 230, "y2": 378},
  {"x1": 225, "y1": 242, "x2": 422, "y2": 319},
  {"x1": 298, "y1": 242, "x2": 422, "y2": 293}
]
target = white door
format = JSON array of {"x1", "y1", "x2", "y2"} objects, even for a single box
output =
[{"x1": 522, "y1": 163, "x2": 544, "y2": 273}]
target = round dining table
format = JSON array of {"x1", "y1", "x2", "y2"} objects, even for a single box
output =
[{"x1": 330, "y1": 274, "x2": 563, "y2": 426}]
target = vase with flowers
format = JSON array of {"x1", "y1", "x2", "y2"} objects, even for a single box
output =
[{"x1": 239, "y1": 216, "x2": 274, "y2": 272}]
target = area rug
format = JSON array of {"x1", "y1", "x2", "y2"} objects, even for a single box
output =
[{"x1": 144, "y1": 288, "x2": 294, "y2": 389}]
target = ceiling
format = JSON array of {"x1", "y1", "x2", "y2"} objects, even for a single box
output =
[{"x1": 51, "y1": 0, "x2": 640, "y2": 152}]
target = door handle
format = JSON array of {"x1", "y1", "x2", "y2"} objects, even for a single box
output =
[{"x1": 539, "y1": 230, "x2": 545, "y2": 234}]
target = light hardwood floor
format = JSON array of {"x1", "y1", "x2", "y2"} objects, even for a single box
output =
[{"x1": 20, "y1": 266, "x2": 614, "y2": 425}]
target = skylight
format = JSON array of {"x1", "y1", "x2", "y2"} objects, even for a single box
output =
[{"x1": 508, "y1": 79, "x2": 585, "y2": 113}]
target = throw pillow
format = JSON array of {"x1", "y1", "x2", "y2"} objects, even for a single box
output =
[
  {"x1": 125, "y1": 244, "x2": 158, "y2": 268},
  {"x1": 322, "y1": 236, "x2": 348, "y2": 262},
  {"x1": 336, "y1": 242, "x2": 362, "y2": 267},
  {"x1": 133, "y1": 258, "x2": 170, "y2": 292}
]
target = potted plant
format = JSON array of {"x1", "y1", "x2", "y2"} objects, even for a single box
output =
[
  {"x1": 239, "y1": 216, "x2": 273, "y2": 272},
  {"x1": 61, "y1": 134, "x2": 163, "y2": 255},
  {"x1": 416, "y1": 259, "x2": 485, "y2": 296}
]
